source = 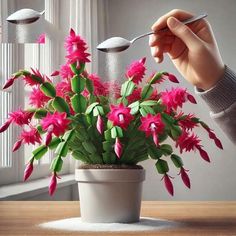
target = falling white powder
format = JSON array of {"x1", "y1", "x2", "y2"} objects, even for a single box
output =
[
  {"x1": 39, "y1": 217, "x2": 181, "y2": 232},
  {"x1": 105, "y1": 53, "x2": 123, "y2": 102}
]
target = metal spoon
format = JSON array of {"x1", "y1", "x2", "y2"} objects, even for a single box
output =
[
  {"x1": 97, "y1": 13, "x2": 207, "y2": 53},
  {"x1": 7, "y1": 8, "x2": 45, "y2": 24}
]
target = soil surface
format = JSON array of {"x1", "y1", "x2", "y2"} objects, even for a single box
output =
[{"x1": 79, "y1": 164, "x2": 143, "y2": 169}]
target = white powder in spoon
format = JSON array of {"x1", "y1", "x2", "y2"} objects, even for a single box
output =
[{"x1": 97, "y1": 37, "x2": 130, "y2": 52}]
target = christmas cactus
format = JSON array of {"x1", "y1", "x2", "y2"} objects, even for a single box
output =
[{"x1": 0, "y1": 29, "x2": 223, "y2": 196}]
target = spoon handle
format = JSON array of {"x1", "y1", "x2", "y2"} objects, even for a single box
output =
[{"x1": 130, "y1": 13, "x2": 207, "y2": 43}]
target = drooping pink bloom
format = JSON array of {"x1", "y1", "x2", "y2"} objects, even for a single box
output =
[
  {"x1": 55, "y1": 80, "x2": 72, "y2": 98},
  {"x1": 125, "y1": 57, "x2": 146, "y2": 84},
  {"x1": 41, "y1": 112, "x2": 70, "y2": 137},
  {"x1": 107, "y1": 103, "x2": 134, "y2": 130},
  {"x1": 24, "y1": 162, "x2": 34, "y2": 181},
  {"x1": 59, "y1": 64, "x2": 74, "y2": 79},
  {"x1": 114, "y1": 138, "x2": 123, "y2": 158},
  {"x1": 176, "y1": 131, "x2": 210, "y2": 162},
  {"x1": 23, "y1": 68, "x2": 45, "y2": 86},
  {"x1": 36, "y1": 33, "x2": 45, "y2": 44},
  {"x1": 49, "y1": 172, "x2": 60, "y2": 196},
  {"x1": 176, "y1": 112, "x2": 199, "y2": 131},
  {"x1": 162, "y1": 72, "x2": 179, "y2": 83},
  {"x1": 127, "y1": 87, "x2": 141, "y2": 103},
  {"x1": 64, "y1": 29, "x2": 90, "y2": 64},
  {"x1": 20, "y1": 128, "x2": 42, "y2": 145},
  {"x1": 139, "y1": 114, "x2": 165, "y2": 146},
  {"x1": 96, "y1": 115, "x2": 104, "y2": 134},
  {"x1": 29, "y1": 86, "x2": 51, "y2": 108},
  {"x1": 12, "y1": 140, "x2": 23, "y2": 152},
  {"x1": 161, "y1": 88, "x2": 197, "y2": 112},
  {"x1": 162, "y1": 174, "x2": 174, "y2": 196},
  {"x1": 149, "y1": 89, "x2": 159, "y2": 101},
  {"x1": 89, "y1": 74, "x2": 108, "y2": 97},
  {"x1": 179, "y1": 167, "x2": 191, "y2": 188},
  {"x1": 8, "y1": 109, "x2": 34, "y2": 126}
]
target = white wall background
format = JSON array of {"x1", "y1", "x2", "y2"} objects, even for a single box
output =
[{"x1": 98, "y1": 0, "x2": 236, "y2": 200}]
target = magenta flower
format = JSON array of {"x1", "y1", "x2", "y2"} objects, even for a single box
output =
[
  {"x1": 127, "y1": 88, "x2": 141, "y2": 103},
  {"x1": 0, "y1": 119, "x2": 12, "y2": 133},
  {"x1": 162, "y1": 174, "x2": 174, "y2": 196},
  {"x1": 96, "y1": 115, "x2": 104, "y2": 134},
  {"x1": 59, "y1": 64, "x2": 74, "y2": 80},
  {"x1": 176, "y1": 112, "x2": 198, "y2": 131},
  {"x1": 9, "y1": 109, "x2": 33, "y2": 126},
  {"x1": 56, "y1": 80, "x2": 72, "y2": 98},
  {"x1": 2, "y1": 77, "x2": 15, "y2": 89},
  {"x1": 103, "y1": 82, "x2": 121, "y2": 99},
  {"x1": 107, "y1": 103, "x2": 134, "y2": 130},
  {"x1": 89, "y1": 74, "x2": 108, "y2": 97},
  {"x1": 36, "y1": 33, "x2": 45, "y2": 44},
  {"x1": 114, "y1": 138, "x2": 123, "y2": 158},
  {"x1": 41, "y1": 112, "x2": 70, "y2": 140},
  {"x1": 23, "y1": 68, "x2": 46, "y2": 86},
  {"x1": 125, "y1": 57, "x2": 146, "y2": 84},
  {"x1": 179, "y1": 167, "x2": 191, "y2": 188},
  {"x1": 64, "y1": 29, "x2": 90, "y2": 64},
  {"x1": 176, "y1": 131, "x2": 210, "y2": 162},
  {"x1": 139, "y1": 114, "x2": 165, "y2": 146},
  {"x1": 29, "y1": 86, "x2": 51, "y2": 108},
  {"x1": 49, "y1": 172, "x2": 60, "y2": 196},
  {"x1": 24, "y1": 162, "x2": 34, "y2": 181},
  {"x1": 161, "y1": 88, "x2": 197, "y2": 112}
]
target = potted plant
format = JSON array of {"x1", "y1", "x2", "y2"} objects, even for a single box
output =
[{"x1": 0, "y1": 29, "x2": 222, "y2": 223}]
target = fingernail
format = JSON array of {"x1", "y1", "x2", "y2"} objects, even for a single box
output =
[{"x1": 168, "y1": 17, "x2": 178, "y2": 28}]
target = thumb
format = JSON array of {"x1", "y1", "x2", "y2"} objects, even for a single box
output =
[{"x1": 167, "y1": 17, "x2": 201, "y2": 48}]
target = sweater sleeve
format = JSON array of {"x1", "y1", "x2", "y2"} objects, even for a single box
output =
[{"x1": 195, "y1": 66, "x2": 236, "y2": 144}]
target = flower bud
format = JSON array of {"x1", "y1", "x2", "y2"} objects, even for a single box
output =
[
  {"x1": 152, "y1": 132, "x2": 159, "y2": 147},
  {"x1": 198, "y1": 147, "x2": 210, "y2": 162},
  {"x1": 187, "y1": 93, "x2": 197, "y2": 104},
  {"x1": 45, "y1": 132, "x2": 52, "y2": 146},
  {"x1": 51, "y1": 70, "x2": 60, "y2": 76},
  {"x1": 179, "y1": 167, "x2": 191, "y2": 189},
  {"x1": 0, "y1": 119, "x2": 12, "y2": 133},
  {"x1": 96, "y1": 115, "x2": 104, "y2": 134},
  {"x1": 163, "y1": 174, "x2": 174, "y2": 196},
  {"x1": 12, "y1": 140, "x2": 23, "y2": 152},
  {"x1": 114, "y1": 138, "x2": 122, "y2": 158},
  {"x1": 3, "y1": 78, "x2": 15, "y2": 89},
  {"x1": 49, "y1": 172, "x2": 58, "y2": 196},
  {"x1": 24, "y1": 162, "x2": 34, "y2": 181}
]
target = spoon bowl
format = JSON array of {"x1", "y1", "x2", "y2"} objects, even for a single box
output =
[{"x1": 97, "y1": 13, "x2": 207, "y2": 53}]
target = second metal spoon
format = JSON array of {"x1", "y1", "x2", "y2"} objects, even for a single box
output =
[{"x1": 97, "y1": 13, "x2": 207, "y2": 53}]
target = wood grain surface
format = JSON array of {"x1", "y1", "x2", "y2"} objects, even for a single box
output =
[{"x1": 0, "y1": 201, "x2": 236, "y2": 235}]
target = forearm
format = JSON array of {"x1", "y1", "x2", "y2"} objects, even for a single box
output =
[{"x1": 195, "y1": 66, "x2": 236, "y2": 144}]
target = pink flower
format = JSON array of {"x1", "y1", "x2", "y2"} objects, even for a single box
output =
[
  {"x1": 179, "y1": 167, "x2": 191, "y2": 188},
  {"x1": 89, "y1": 74, "x2": 108, "y2": 97},
  {"x1": 49, "y1": 172, "x2": 60, "y2": 196},
  {"x1": 41, "y1": 112, "x2": 70, "y2": 137},
  {"x1": 161, "y1": 88, "x2": 196, "y2": 112},
  {"x1": 96, "y1": 115, "x2": 104, "y2": 134},
  {"x1": 176, "y1": 131, "x2": 210, "y2": 162},
  {"x1": 127, "y1": 88, "x2": 141, "y2": 103},
  {"x1": 20, "y1": 128, "x2": 42, "y2": 145},
  {"x1": 9, "y1": 109, "x2": 34, "y2": 126},
  {"x1": 125, "y1": 57, "x2": 146, "y2": 84},
  {"x1": 162, "y1": 174, "x2": 174, "y2": 196},
  {"x1": 56, "y1": 80, "x2": 72, "y2": 97},
  {"x1": 59, "y1": 64, "x2": 74, "y2": 79},
  {"x1": 176, "y1": 113, "x2": 198, "y2": 131},
  {"x1": 36, "y1": 33, "x2": 45, "y2": 44},
  {"x1": 64, "y1": 29, "x2": 90, "y2": 64},
  {"x1": 51, "y1": 70, "x2": 60, "y2": 76},
  {"x1": 104, "y1": 82, "x2": 121, "y2": 99},
  {"x1": 29, "y1": 86, "x2": 51, "y2": 108},
  {"x1": 139, "y1": 114, "x2": 165, "y2": 146},
  {"x1": 24, "y1": 162, "x2": 34, "y2": 181},
  {"x1": 114, "y1": 138, "x2": 123, "y2": 158},
  {"x1": 23, "y1": 68, "x2": 45, "y2": 86},
  {"x1": 107, "y1": 103, "x2": 134, "y2": 129}
]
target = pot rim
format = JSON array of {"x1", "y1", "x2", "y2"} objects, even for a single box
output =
[{"x1": 75, "y1": 168, "x2": 145, "y2": 183}]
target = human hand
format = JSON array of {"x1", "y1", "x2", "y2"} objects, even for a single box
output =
[{"x1": 149, "y1": 9, "x2": 225, "y2": 90}]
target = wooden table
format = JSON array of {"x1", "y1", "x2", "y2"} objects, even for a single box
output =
[{"x1": 0, "y1": 201, "x2": 236, "y2": 235}]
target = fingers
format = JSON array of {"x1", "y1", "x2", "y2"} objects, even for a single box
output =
[
  {"x1": 167, "y1": 17, "x2": 201, "y2": 48},
  {"x1": 151, "y1": 9, "x2": 194, "y2": 32}
]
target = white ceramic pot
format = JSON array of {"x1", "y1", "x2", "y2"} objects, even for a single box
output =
[{"x1": 75, "y1": 167, "x2": 145, "y2": 223}]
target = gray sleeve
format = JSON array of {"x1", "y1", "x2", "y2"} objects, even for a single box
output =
[{"x1": 195, "y1": 66, "x2": 236, "y2": 144}]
